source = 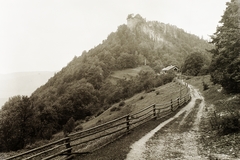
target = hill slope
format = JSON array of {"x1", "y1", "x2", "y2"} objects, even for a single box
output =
[
  {"x1": 31, "y1": 14, "x2": 213, "y2": 126},
  {"x1": 0, "y1": 14, "x2": 213, "y2": 151}
]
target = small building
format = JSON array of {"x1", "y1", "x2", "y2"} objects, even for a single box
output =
[{"x1": 161, "y1": 65, "x2": 179, "y2": 74}]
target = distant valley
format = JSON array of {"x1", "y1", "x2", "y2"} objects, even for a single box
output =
[{"x1": 0, "y1": 71, "x2": 55, "y2": 107}]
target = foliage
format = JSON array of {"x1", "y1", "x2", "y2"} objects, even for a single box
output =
[
  {"x1": 209, "y1": 0, "x2": 240, "y2": 93},
  {"x1": 63, "y1": 117, "x2": 75, "y2": 136},
  {"x1": 110, "y1": 106, "x2": 121, "y2": 112},
  {"x1": 202, "y1": 81, "x2": 209, "y2": 91},
  {"x1": 0, "y1": 96, "x2": 35, "y2": 151},
  {"x1": 182, "y1": 52, "x2": 209, "y2": 76},
  {"x1": 210, "y1": 107, "x2": 240, "y2": 135},
  {"x1": 209, "y1": 95, "x2": 240, "y2": 136},
  {"x1": 119, "y1": 101, "x2": 125, "y2": 107}
]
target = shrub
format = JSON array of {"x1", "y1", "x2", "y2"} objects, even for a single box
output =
[
  {"x1": 155, "y1": 90, "x2": 160, "y2": 95},
  {"x1": 210, "y1": 111, "x2": 240, "y2": 135},
  {"x1": 202, "y1": 81, "x2": 209, "y2": 91},
  {"x1": 96, "y1": 110, "x2": 104, "y2": 117},
  {"x1": 110, "y1": 106, "x2": 121, "y2": 112},
  {"x1": 25, "y1": 140, "x2": 49, "y2": 150},
  {"x1": 75, "y1": 125, "x2": 83, "y2": 132},
  {"x1": 186, "y1": 76, "x2": 191, "y2": 80},
  {"x1": 139, "y1": 96, "x2": 144, "y2": 100},
  {"x1": 119, "y1": 101, "x2": 125, "y2": 107},
  {"x1": 146, "y1": 88, "x2": 155, "y2": 93},
  {"x1": 96, "y1": 119, "x2": 102, "y2": 125},
  {"x1": 63, "y1": 117, "x2": 75, "y2": 136},
  {"x1": 75, "y1": 120, "x2": 84, "y2": 126}
]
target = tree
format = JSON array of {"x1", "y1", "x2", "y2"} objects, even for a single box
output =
[
  {"x1": 209, "y1": 0, "x2": 240, "y2": 92},
  {"x1": 138, "y1": 67, "x2": 156, "y2": 90},
  {"x1": 0, "y1": 96, "x2": 35, "y2": 151},
  {"x1": 182, "y1": 52, "x2": 205, "y2": 76},
  {"x1": 116, "y1": 52, "x2": 138, "y2": 69},
  {"x1": 63, "y1": 117, "x2": 75, "y2": 136}
]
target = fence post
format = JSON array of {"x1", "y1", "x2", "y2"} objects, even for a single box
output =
[
  {"x1": 126, "y1": 115, "x2": 130, "y2": 133},
  {"x1": 65, "y1": 135, "x2": 72, "y2": 159},
  {"x1": 153, "y1": 104, "x2": 156, "y2": 119},
  {"x1": 171, "y1": 99, "x2": 173, "y2": 112}
]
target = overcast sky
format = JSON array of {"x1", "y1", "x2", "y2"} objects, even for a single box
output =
[{"x1": 0, "y1": 0, "x2": 230, "y2": 74}]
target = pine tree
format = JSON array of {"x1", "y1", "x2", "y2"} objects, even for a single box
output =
[{"x1": 209, "y1": 0, "x2": 240, "y2": 92}]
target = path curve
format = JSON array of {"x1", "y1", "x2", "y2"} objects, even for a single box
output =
[{"x1": 126, "y1": 84, "x2": 205, "y2": 160}]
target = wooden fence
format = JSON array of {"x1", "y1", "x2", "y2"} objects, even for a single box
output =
[{"x1": 5, "y1": 83, "x2": 190, "y2": 160}]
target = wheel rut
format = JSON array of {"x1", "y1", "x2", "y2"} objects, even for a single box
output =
[{"x1": 126, "y1": 84, "x2": 206, "y2": 160}]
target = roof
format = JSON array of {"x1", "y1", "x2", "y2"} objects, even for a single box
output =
[{"x1": 162, "y1": 65, "x2": 178, "y2": 71}]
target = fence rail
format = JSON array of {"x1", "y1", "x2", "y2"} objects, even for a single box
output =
[{"x1": 6, "y1": 82, "x2": 190, "y2": 160}]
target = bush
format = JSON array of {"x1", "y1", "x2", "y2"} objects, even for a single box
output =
[
  {"x1": 210, "y1": 111, "x2": 240, "y2": 135},
  {"x1": 63, "y1": 117, "x2": 75, "y2": 136},
  {"x1": 96, "y1": 119, "x2": 102, "y2": 125},
  {"x1": 139, "y1": 96, "x2": 144, "y2": 100},
  {"x1": 161, "y1": 73, "x2": 175, "y2": 84},
  {"x1": 110, "y1": 106, "x2": 121, "y2": 112},
  {"x1": 25, "y1": 140, "x2": 49, "y2": 150},
  {"x1": 75, "y1": 120, "x2": 84, "y2": 126},
  {"x1": 75, "y1": 125, "x2": 83, "y2": 132},
  {"x1": 119, "y1": 101, "x2": 125, "y2": 107},
  {"x1": 202, "y1": 81, "x2": 209, "y2": 91},
  {"x1": 155, "y1": 90, "x2": 160, "y2": 95},
  {"x1": 96, "y1": 110, "x2": 104, "y2": 117},
  {"x1": 146, "y1": 88, "x2": 155, "y2": 93}
]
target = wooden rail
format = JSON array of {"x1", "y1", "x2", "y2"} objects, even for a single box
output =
[{"x1": 5, "y1": 83, "x2": 190, "y2": 160}]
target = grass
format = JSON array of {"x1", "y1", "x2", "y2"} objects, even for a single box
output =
[
  {"x1": 81, "y1": 81, "x2": 188, "y2": 130},
  {"x1": 108, "y1": 66, "x2": 152, "y2": 84},
  {"x1": 72, "y1": 81, "x2": 189, "y2": 159},
  {"x1": 75, "y1": 102, "x2": 188, "y2": 160},
  {"x1": 2, "y1": 75, "x2": 188, "y2": 159},
  {"x1": 75, "y1": 74, "x2": 240, "y2": 160},
  {"x1": 177, "y1": 99, "x2": 202, "y2": 133},
  {"x1": 186, "y1": 75, "x2": 240, "y2": 159}
]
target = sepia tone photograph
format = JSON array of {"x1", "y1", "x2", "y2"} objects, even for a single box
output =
[{"x1": 0, "y1": 0, "x2": 239, "y2": 159}]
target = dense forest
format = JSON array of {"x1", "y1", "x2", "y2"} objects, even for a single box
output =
[{"x1": 0, "y1": 14, "x2": 213, "y2": 151}]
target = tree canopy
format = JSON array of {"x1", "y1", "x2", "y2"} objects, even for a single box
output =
[
  {"x1": 209, "y1": 0, "x2": 240, "y2": 93},
  {"x1": 182, "y1": 52, "x2": 209, "y2": 76}
]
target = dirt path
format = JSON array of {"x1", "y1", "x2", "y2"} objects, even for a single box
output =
[{"x1": 126, "y1": 84, "x2": 206, "y2": 160}]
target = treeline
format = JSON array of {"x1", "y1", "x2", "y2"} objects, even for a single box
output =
[
  {"x1": 0, "y1": 14, "x2": 212, "y2": 152},
  {"x1": 0, "y1": 68, "x2": 175, "y2": 151},
  {"x1": 208, "y1": 0, "x2": 240, "y2": 93}
]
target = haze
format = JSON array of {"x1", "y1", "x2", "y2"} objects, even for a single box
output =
[{"x1": 0, "y1": 0, "x2": 230, "y2": 74}]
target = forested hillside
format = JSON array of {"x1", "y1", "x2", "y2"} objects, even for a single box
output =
[{"x1": 0, "y1": 14, "x2": 213, "y2": 151}]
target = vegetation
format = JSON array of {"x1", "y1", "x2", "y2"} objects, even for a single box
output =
[
  {"x1": 205, "y1": 0, "x2": 240, "y2": 135},
  {"x1": 209, "y1": 0, "x2": 240, "y2": 93},
  {"x1": 182, "y1": 52, "x2": 210, "y2": 76},
  {"x1": 0, "y1": 14, "x2": 212, "y2": 152},
  {"x1": 186, "y1": 75, "x2": 240, "y2": 158}
]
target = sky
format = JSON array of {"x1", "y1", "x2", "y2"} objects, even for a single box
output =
[{"x1": 0, "y1": 0, "x2": 230, "y2": 74}]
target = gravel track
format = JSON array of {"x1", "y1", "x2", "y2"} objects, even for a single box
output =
[{"x1": 126, "y1": 84, "x2": 206, "y2": 160}]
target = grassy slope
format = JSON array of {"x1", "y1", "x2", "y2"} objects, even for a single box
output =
[
  {"x1": 81, "y1": 81, "x2": 186, "y2": 130},
  {"x1": 186, "y1": 75, "x2": 240, "y2": 159},
  {"x1": 108, "y1": 66, "x2": 152, "y2": 84},
  {"x1": 74, "y1": 81, "x2": 188, "y2": 160},
  {"x1": 82, "y1": 66, "x2": 186, "y2": 130},
  {"x1": 1, "y1": 67, "x2": 187, "y2": 159},
  {"x1": 77, "y1": 75, "x2": 240, "y2": 160}
]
